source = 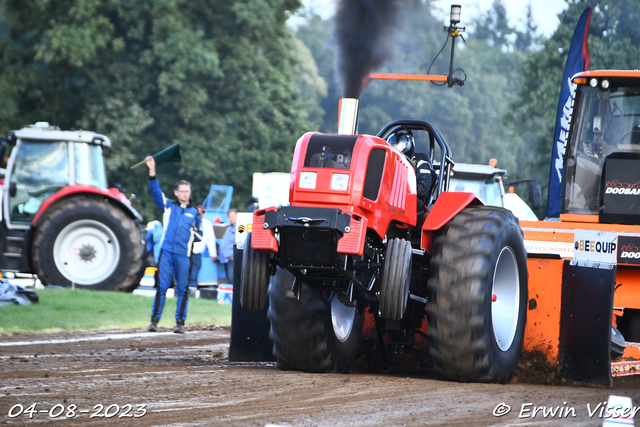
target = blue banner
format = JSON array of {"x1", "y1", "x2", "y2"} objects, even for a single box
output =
[{"x1": 546, "y1": 7, "x2": 592, "y2": 218}]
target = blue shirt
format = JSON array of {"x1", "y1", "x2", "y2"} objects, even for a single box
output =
[{"x1": 219, "y1": 224, "x2": 236, "y2": 263}]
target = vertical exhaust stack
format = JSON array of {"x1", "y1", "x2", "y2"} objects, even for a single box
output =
[{"x1": 338, "y1": 98, "x2": 359, "y2": 135}]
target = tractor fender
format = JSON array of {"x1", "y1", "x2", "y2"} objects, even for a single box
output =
[
  {"x1": 32, "y1": 185, "x2": 143, "y2": 225},
  {"x1": 420, "y1": 192, "x2": 483, "y2": 252}
]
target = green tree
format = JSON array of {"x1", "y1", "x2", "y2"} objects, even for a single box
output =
[
  {"x1": 474, "y1": 0, "x2": 516, "y2": 50},
  {"x1": 515, "y1": 5, "x2": 540, "y2": 50},
  {"x1": 294, "y1": 11, "x2": 341, "y2": 133},
  {"x1": 0, "y1": 0, "x2": 307, "y2": 219}
]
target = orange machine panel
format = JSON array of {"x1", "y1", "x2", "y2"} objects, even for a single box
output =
[
  {"x1": 523, "y1": 258, "x2": 564, "y2": 364},
  {"x1": 614, "y1": 268, "x2": 640, "y2": 310}
]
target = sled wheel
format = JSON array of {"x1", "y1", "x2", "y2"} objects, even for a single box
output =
[
  {"x1": 427, "y1": 206, "x2": 528, "y2": 383},
  {"x1": 32, "y1": 197, "x2": 144, "y2": 291},
  {"x1": 240, "y1": 232, "x2": 270, "y2": 311},
  {"x1": 611, "y1": 326, "x2": 627, "y2": 359},
  {"x1": 379, "y1": 238, "x2": 412, "y2": 320},
  {"x1": 268, "y1": 269, "x2": 363, "y2": 373}
]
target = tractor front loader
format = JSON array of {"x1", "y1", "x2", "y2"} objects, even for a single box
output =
[{"x1": 236, "y1": 103, "x2": 529, "y2": 383}]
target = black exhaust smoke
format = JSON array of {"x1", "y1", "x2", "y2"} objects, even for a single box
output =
[{"x1": 335, "y1": 0, "x2": 402, "y2": 98}]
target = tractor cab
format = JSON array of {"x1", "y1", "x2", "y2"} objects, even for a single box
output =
[
  {"x1": 202, "y1": 184, "x2": 234, "y2": 227},
  {"x1": 196, "y1": 184, "x2": 234, "y2": 287},
  {"x1": 448, "y1": 163, "x2": 507, "y2": 207},
  {"x1": 4, "y1": 122, "x2": 110, "y2": 226},
  {"x1": 448, "y1": 162, "x2": 540, "y2": 221},
  {"x1": 564, "y1": 71, "x2": 640, "y2": 223}
]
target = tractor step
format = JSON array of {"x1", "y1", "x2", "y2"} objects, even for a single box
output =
[{"x1": 1, "y1": 228, "x2": 27, "y2": 271}]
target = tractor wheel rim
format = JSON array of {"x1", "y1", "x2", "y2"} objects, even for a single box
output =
[
  {"x1": 331, "y1": 297, "x2": 356, "y2": 343},
  {"x1": 53, "y1": 219, "x2": 120, "y2": 285},
  {"x1": 491, "y1": 246, "x2": 520, "y2": 352}
]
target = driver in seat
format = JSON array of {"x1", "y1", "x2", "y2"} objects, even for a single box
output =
[{"x1": 388, "y1": 130, "x2": 436, "y2": 213}]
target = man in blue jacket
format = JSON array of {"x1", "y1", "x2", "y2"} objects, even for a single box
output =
[{"x1": 145, "y1": 156, "x2": 202, "y2": 334}]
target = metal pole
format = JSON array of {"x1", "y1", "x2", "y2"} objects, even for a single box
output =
[{"x1": 448, "y1": 26, "x2": 456, "y2": 88}]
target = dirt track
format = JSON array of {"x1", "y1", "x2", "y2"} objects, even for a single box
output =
[{"x1": 1, "y1": 326, "x2": 640, "y2": 426}]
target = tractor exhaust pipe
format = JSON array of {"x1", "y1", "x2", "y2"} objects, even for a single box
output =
[{"x1": 338, "y1": 98, "x2": 359, "y2": 135}]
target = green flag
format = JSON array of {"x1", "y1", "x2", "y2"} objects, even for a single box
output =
[
  {"x1": 153, "y1": 143, "x2": 181, "y2": 165},
  {"x1": 131, "y1": 143, "x2": 181, "y2": 169}
]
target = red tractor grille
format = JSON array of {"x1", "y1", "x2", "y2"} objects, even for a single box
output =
[{"x1": 391, "y1": 159, "x2": 408, "y2": 210}]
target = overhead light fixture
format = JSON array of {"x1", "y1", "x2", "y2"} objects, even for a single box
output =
[{"x1": 450, "y1": 4, "x2": 461, "y2": 25}]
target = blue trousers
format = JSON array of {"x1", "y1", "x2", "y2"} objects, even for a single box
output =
[
  {"x1": 189, "y1": 253, "x2": 202, "y2": 288},
  {"x1": 151, "y1": 250, "x2": 190, "y2": 322},
  {"x1": 223, "y1": 259, "x2": 234, "y2": 284}
]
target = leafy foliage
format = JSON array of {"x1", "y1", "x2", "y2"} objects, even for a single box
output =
[{"x1": 0, "y1": 0, "x2": 307, "y2": 220}]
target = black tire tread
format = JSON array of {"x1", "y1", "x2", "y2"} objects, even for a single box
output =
[
  {"x1": 240, "y1": 232, "x2": 270, "y2": 311},
  {"x1": 32, "y1": 196, "x2": 144, "y2": 291},
  {"x1": 426, "y1": 206, "x2": 526, "y2": 383},
  {"x1": 379, "y1": 238, "x2": 412, "y2": 320},
  {"x1": 267, "y1": 270, "x2": 362, "y2": 373}
]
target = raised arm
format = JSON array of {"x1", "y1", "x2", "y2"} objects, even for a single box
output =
[{"x1": 146, "y1": 156, "x2": 167, "y2": 210}]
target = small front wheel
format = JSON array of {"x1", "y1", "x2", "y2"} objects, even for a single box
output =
[
  {"x1": 379, "y1": 238, "x2": 412, "y2": 320},
  {"x1": 240, "y1": 232, "x2": 270, "y2": 311}
]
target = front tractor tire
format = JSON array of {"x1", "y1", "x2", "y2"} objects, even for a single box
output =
[
  {"x1": 427, "y1": 206, "x2": 528, "y2": 384},
  {"x1": 32, "y1": 197, "x2": 144, "y2": 292},
  {"x1": 267, "y1": 269, "x2": 363, "y2": 373},
  {"x1": 240, "y1": 232, "x2": 270, "y2": 311},
  {"x1": 379, "y1": 238, "x2": 412, "y2": 320}
]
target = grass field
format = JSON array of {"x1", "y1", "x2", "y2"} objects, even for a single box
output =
[{"x1": 0, "y1": 288, "x2": 232, "y2": 335}]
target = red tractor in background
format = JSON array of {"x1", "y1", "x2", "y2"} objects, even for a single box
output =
[
  {"x1": 0, "y1": 122, "x2": 145, "y2": 291},
  {"x1": 240, "y1": 106, "x2": 529, "y2": 383}
]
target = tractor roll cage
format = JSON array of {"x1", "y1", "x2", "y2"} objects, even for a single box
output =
[{"x1": 376, "y1": 120, "x2": 453, "y2": 204}]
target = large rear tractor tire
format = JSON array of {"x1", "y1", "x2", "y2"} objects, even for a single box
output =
[
  {"x1": 379, "y1": 238, "x2": 412, "y2": 320},
  {"x1": 427, "y1": 206, "x2": 527, "y2": 383},
  {"x1": 268, "y1": 269, "x2": 363, "y2": 373},
  {"x1": 32, "y1": 197, "x2": 144, "y2": 292},
  {"x1": 240, "y1": 232, "x2": 271, "y2": 311}
]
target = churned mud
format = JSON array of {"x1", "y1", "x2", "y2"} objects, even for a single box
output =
[{"x1": 1, "y1": 326, "x2": 640, "y2": 426}]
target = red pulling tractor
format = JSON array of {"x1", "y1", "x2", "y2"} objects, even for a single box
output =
[
  {"x1": 0, "y1": 122, "x2": 145, "y2": 291},
  {"x1": 239, "y1": 110, "x2": 528, "y2": 383}
]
